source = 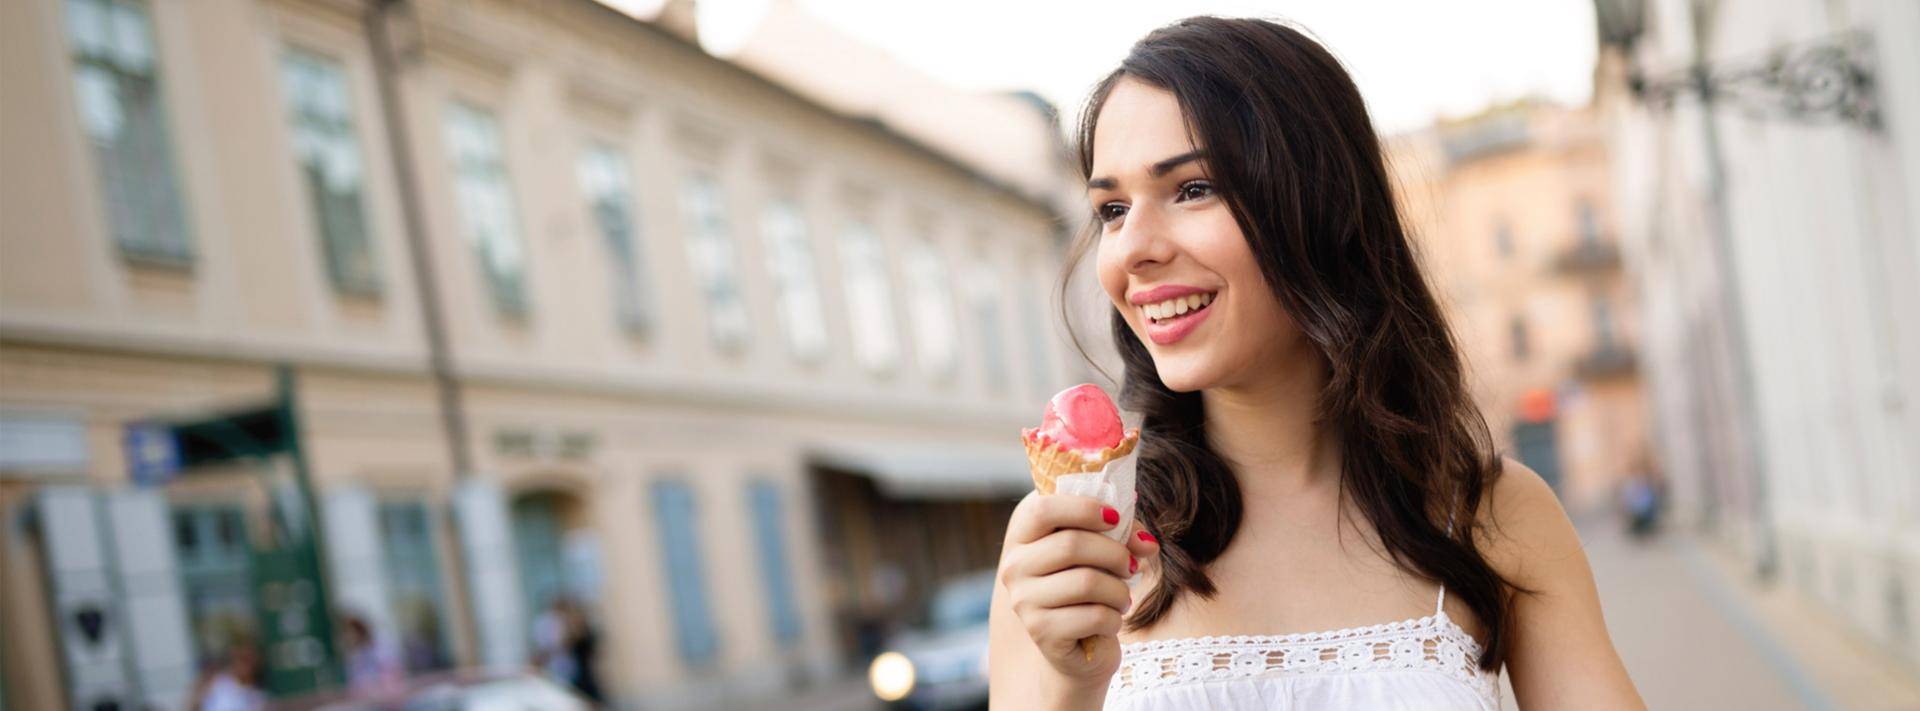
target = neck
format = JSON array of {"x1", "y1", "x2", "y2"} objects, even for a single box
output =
[{"x1": 1201, "y1": 354, "x2": 1341, "y2": 503}]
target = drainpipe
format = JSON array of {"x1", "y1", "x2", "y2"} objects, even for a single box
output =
[
  {"x1": 365, "y1": 0, "x2": 475, "y2": 480},
  {"x1": 1686, "y1": 0, "x2": 1776, "y2": 581}
]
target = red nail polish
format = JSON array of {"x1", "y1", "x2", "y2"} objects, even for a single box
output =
[
  {"x1": 1137, "y1": 530, "x2": 1157, "y2": 544},
  {"x1": 1102, "y1": 506, "x2": 1120, "y2": 525},
  {"x1": 1129, "y1": 556, "x2": 1138, "y2": 574}
]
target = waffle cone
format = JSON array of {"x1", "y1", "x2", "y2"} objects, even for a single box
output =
[{"x1": 1023, "y1": 429, "x2": 1138, "y2": 494}]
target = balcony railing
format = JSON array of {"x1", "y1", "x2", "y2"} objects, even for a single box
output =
[
  {"x1": 1574, "y1": 343, "x2": 1637, "y2": 380},
  {"x1": 1554, "y1": 239, "x2": 1622, "y2": 274}
]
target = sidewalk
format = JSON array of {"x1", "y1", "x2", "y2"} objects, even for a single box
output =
[
  {"x1": 735, "y1": 676, "x2": 880, "y2": 711},
  {"x1": 1687, "y1": 532, "x2": 1920, "y2": 711},
  {"x1": 1529, "y1": 517, "x2": 1920, "y2": 711}
]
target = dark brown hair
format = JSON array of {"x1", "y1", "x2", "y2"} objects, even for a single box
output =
[{"x1": 1064, "y1": 16, "x2": 1524, "y2": 671}]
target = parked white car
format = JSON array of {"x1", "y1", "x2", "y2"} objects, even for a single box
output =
[{"x1": 869, "y1": 570, "x2": 994, "y2": 711}]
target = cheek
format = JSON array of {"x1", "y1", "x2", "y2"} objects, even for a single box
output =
[{"x1": 1094, "y1": 240, "x2": 1130, "y2": 311}]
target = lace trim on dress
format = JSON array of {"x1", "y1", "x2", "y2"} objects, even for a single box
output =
[{"x1": 1109, "y1": 611, "x2": 1498, "y2": 701}]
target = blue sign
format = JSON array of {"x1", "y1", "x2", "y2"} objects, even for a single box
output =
[{"x1": 124, "y1": 423, "x2": 180, "y2": 487}]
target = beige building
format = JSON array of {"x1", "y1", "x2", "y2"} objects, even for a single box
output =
[
  {"x1": 0, "y1": 0, "x2": 1077, "y2": 709},
  {"x1": 1390, "y1": 102, "x2": 1648, "y2": 515}
]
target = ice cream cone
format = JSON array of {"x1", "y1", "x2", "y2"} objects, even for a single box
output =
[{"x1": 1023, "y1": 428, "x2": 1138, "y2": 494}]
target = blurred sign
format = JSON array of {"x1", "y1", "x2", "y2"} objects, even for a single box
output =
[
  {"x1": 0, "y1": 411, "x2": 90, "y2": 475},
  {"x1": 123, "y1": 422, "x2": 180, "y2": 487},
  {"x1": 1519, "y1": 388, "x2": 1558, "y2": 424},
  {"x1": 254, "y1": 544, "x2": 337, "y2": 695},
  {"x1": 493, "y1": 427, "x2": 598, "y2": 461}
]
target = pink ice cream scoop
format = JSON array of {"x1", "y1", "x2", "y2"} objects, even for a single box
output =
[{"x1": 1028, "y1": 383, "x2": 1126, "y2": 454}]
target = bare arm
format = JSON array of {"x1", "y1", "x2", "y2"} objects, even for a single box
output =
[{"x1": 1484, "y1": 460, "x2": 1646, "y2": 710}]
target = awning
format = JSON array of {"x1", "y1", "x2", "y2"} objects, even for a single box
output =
[{"x1": 807, "y1": 439, "x2": 1031, "y2": 500}]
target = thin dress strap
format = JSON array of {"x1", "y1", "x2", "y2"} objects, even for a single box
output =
[{"x1": 1434, "y1": 506, "x2": 1458, "y2": 616}]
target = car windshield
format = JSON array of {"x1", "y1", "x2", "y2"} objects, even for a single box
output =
[{"x1": 928, "y1": 573, "x2": 995, "y2": 633}]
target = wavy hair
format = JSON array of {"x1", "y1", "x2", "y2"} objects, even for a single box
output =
[{"x1": 1061, "y1": 16, "x2": 1525, "y2": 670}]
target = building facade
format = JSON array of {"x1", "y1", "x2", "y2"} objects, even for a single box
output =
[
  {"x1": 1390, "y1": 102, "x2": 1648, "y2": 515},
  {"x1": 0, "y1": 0, "x2": 1077, "y2": 708},
  {"x1": 1594, "y1": 0, "x2": 1920, "y2": 671}
]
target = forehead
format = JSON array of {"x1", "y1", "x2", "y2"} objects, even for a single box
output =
[{"x1": 1091, "y1": 78, "x2": 1199, "y2": 176}]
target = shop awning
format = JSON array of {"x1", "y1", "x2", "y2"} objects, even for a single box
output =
[{"x1": 807, "y1": 439, "x2": 1032, "y2": 500}]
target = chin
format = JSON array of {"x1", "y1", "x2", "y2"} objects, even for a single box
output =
[{"x1": 1148, "y1": 354, "x2": 1220, "y2": 393}]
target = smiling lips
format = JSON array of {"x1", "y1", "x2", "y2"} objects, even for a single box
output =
[{"x1": 1131, "y1": 286, "x2": 1218, "y2": 346}]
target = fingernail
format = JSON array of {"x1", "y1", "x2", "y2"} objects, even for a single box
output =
[
  {"x1": 1137, "y1": 530, "x2": 1157, "y2": 544},
  {"x1": 1129, "y1": 556, "x2": 1138, "y2": 574},
  {"x1": 1102, "y1": 507, "x2": 1120, "y2": 526}
]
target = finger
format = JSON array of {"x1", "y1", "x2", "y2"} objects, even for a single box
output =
[
  {"x1": 1013, "y1": 529, "x2": 1132, "y2": 580},
  {"x1": 1005, "y1": 493, "x2": 1121, "y2": 545},
  {"x1": 1125, "y1": 524, "x2": 1161, "y2": 561},
  {"x1": 1033, "y1": 604, "x2": 1124, "y2": 653},
  {"x1": 1025, "y1": 567, "x2": 1133, "y2": 615}
]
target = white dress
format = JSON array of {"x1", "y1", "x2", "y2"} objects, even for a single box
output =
[{"x1": 1105, "y1": 583, "x2": 1501, "y2": 710}]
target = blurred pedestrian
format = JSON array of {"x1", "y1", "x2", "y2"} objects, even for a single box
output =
[
  {"x1": 339, "y1": 610, "x2": 405, "y2": 697},
  {"x1": 560, "y1": 598, "x2": 605, "y2": 705},
  {"x1": 533, "y1": 596, "x2": 604, "y2": 704},
  {"x1": 187, "y1": 637, "x2": 265, "y2": 711},
  {"x1": 1621, "y1": 454, "x2": 1665, "y2": 540}
]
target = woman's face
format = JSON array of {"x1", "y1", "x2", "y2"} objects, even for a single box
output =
[{"x1": 1090, "y1": 78, "x2": 1305, "y2": 392}]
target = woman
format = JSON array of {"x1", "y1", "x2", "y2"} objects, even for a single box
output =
[{"x1": 989, "y1": 17, "x2": 1645, "y2": 710}]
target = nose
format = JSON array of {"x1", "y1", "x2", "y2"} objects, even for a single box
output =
[{"x1": 1110, "y1": 203, "x2": 1177, "y2": 274}]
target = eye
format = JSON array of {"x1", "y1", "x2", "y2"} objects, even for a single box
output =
[
  {"x1": 1096, "y1": 202, "x2": 1129, "y2": 224},
  {"x1": 1176, "y1": 180, "x2": 1215, "y2": 202}
]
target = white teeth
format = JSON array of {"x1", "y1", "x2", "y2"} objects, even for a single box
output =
[{"x1": 1141, "y1": 292, "x2": 1216, "y2": 322}]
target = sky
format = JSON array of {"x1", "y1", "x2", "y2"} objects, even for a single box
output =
[{"x1": 605, "y1": 0, "x2": 1600, "y2": 135}]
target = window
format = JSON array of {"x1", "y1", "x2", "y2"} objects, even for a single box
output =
[
  {"x1": 1493, "y1": 218, "x2": 1514, "y2": 258},
  {"x1": 282, "y1": 48, "x2": 379, "y2": 295},
  {"x1": 970, "y1": 261, "x2": 1010, "y2": 390},
  {"x1": 651, "y1": 480, "x2": 718, "y2": 666},
  {"x1": 1592, "y1": 293, "x2": 1616, "y2": 349},
  {"x1": 377, "y1": 501, "x2": 451, "y2": 672},
  {"x1": 1510, "y1": 314, "x2": 1530, "y2": 362},
  {"x1": 577, "y1": 143, "x2": 651, "y2": 334},
  {"x1": 746, "y1": 481, "x2": 802, "y2": 646},
  {"x1": 761, "y1": 200, "x2": 828, "y2": 361},
  {"x1": 903, "y1": 242, "x2": 958, "y2": 378},
  {"x1": 442, "y1": 102, "x2": 529, "y2": 316},
  {"x1": 1576, "y1": 199, "x2": 1602, "y2": 246},
  {"x1": 64, "y1": 0, "x2": 193, "y2": 263},
  {"x1": 839, "y1": 223, "x2": 901, "y2": 373},
  {"x1": 1020, "y1": 268, "x2": 1055, "y2": 396},
  {"x1": 171, "y1": 506, "x2": 255, "y2": 664},
  {"x1": 680, "y1": 174, "x2": 751, "y2": 350}
]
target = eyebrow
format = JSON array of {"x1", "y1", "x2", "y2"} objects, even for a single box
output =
[{"x1": 1086, "y1": 149, "x2": 1208, "y2": 190}]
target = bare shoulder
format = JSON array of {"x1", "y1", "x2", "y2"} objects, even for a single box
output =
[
  {"x1": 1477, "y1": 466, "x2": 1647, "y2": 708},
  {"x1": 1474, "y1": 457, "x2": 1584, "y2": 589}
]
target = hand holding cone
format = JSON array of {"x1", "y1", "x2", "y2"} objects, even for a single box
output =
[{"x1": 1021, "y1": 383, "x2": 1138, "y2": 661}]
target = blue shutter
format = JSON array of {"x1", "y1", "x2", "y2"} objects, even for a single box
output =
[
  {"x1": 747, "y1": 481, "x2": 802, "y2": 646},
  {"x1": 652, "y1": 481, "x2": 718, "y2": 665}
]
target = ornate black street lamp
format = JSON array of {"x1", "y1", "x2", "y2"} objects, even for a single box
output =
[{"x1": 1594, "y1": 0, "x2": 1881, "y2": 130}]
